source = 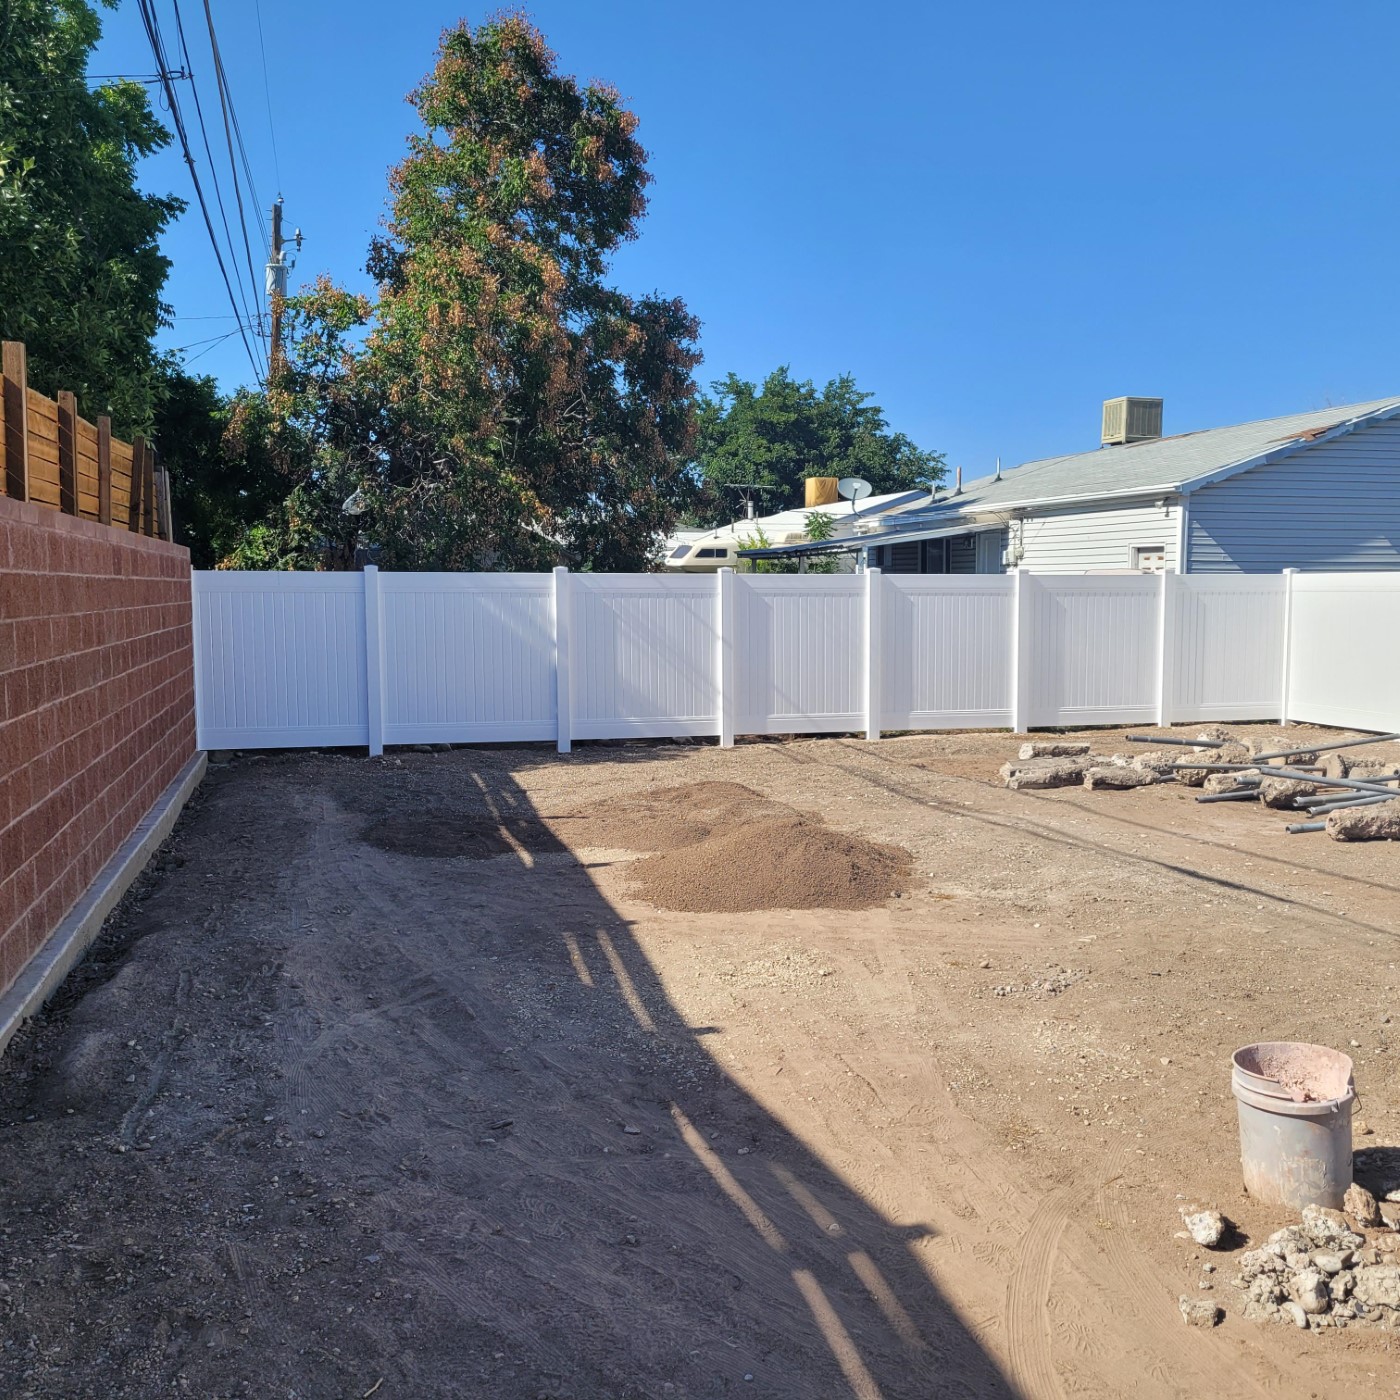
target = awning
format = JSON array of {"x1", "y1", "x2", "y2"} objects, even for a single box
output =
[{"x1": 737, "y1": 518, "x2": 997, "y2": 560}]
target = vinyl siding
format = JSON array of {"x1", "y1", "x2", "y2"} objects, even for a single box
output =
[
  {"x1": 1187, "y1": 419, "x2": 1400, "y2": 573},
  {"x1": 1014, "y1": 501, "x2": 1180, "y2": 573}
]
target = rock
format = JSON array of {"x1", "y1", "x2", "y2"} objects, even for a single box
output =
[
  {"x1": 1352, "y1": 1264, "x2": 1400, "y2": 1312},
  {"x1": 1180, "y1": 1207, "x2": 1227, "y2": 1248},
  {"x1": 1328, "y1": 805, "x2": 1400, "y2": 841},
  {"x1": 1176, "y1": 744, "x2": 1251, "y2": 785},
  {"x1": 1083, "y1": 765, "x2": 1156, "y2": 790},
  {"x1": 1202, "y1": 771, "x2": 1256, "y2": 795},
  {"x1": 1131, "y1": 751, "x2": 1177, "y2": 775},
  {"x1": 1000, "y1": 758, "x2": 1088, "y2": 790},
  {"x1": 1292, "y1": 1269, "x2": 1331, "y2": 1314},
  {"x1": 1375, "y1": 1233, "x2": 1400, "y2": 1255},
  {"x1": 1195, "y1": 726, "x2": 1232, "y2": 745},
  {"x1": 1354, "y1": 1148, "x2": 1400, "y2": 1202},
  {"x1": 1018, "y1": 741, "x2": 1091, "y2": 759},
  {"x1": 1345, "y1": 759, "x2": 1397, "y2": 781},
  {"x1": 1381, "y1": 1203, "x2": 1400, "y2": 1229},
  {"x1": 1279, "y1": 1300, "x2": 1309, "y2": 1329},
  {"x1": 1355, "y1": 1119, "x2": 1374, "y2": 1136},
  {"x1": 1346, "y1": 1182, "x2": 1382, "y2": 1228},
  {"x1": 1321, "y1": 752, "x2": 1350, "y2": 780},
  {"x1": 1178, "y1": 1296, "x2": 1223, "y2": 1328},
  {"x1": 1258, "y1": 775, "x2": 1317, "y2": 808},
  {"x1": 1241, "y1": 1299, "x2": 1280, "y2": 1324},
  {"x1": 1302, "y1": 1204, "x2": 1363, "y2": 1249},
  {"x1": 1310, "y1": 1249, "x2": 1352, "y2": 1275}
]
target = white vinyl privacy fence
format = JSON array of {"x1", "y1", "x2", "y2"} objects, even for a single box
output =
[{"x1": 191, "y1": 565, "x2": 1374, "y2": 753}]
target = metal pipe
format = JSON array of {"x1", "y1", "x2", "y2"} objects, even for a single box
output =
[
  {"x1": 1195, "y1": 790, "x2": 1260, "y2": 803},
  {"x1": 1286, "y1": 821, "x2": 1326, "y2": 834},
  {"x1": 1248, "y1": 732, "x2": 1400, "y2": 764},
  {"x1": 1266, "y1": 765, "x2": 1400, "y2": 797},
  {"x1": 1305, "y1": 794, "x2": 1400, "y2": 817},
  {"x1": 1128, "y1": 735, "x2": 1230, "y2": 748}
]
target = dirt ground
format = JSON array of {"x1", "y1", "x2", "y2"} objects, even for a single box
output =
[{"x1": 3, "y1": 722, "x2": 1400, "y2": 1398}]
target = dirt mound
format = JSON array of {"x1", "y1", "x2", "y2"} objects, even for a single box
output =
[
  {"x1": 549, "y1": 781, "x2": 793, "y2": 852},
  {"x1": 627, "y1": 816, "x2": 911, "y2": 913},
  {"x1": 361, "y1": 813, "x2": 553, "y2": 859}
]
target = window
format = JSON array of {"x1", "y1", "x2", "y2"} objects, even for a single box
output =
[
  {"x1": 1132, "y1": 545, "x2": 1166, "y2": 573},
  {"x1": 696, "y1": 547, "x2": 727, "y2": 559},
  {"x1": 669, "y1": 545, "x2": 691, "y2": 559}
]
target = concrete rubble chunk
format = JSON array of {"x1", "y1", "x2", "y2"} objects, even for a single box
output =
[
  {"x1": 1352, "y1": 1264, "x2": 1400, "y2": 1312},
  {"x1": 1083, "y1": 765, "x2": 1156, "y2": 791},
  {"x1": 999, "y1": 758, "x2": 1088, "y2": 790},
  {"x1": 1202, "y1": 770, "x2": 1260, "y2": 795},
  {"x1": 1292, "y1": 1269, "x2": 1331, "y2": 1314},
  {"x1": 1328, "y1": 806, "x2": 1400, "y2": 842},
  {"x1": 1131, "y1": 750, "x2": 1177, "y2": 774},
  {"x1": 1195, "y1": 726, "x2": 1233, "y2": 745},
  {"x1": 1302, "y1": 1204, "x2": 1362, "y2": 1248},
  {"x1": 1279, "y1": 1299, "x2": 1309, "y2": 1328},
  {"x1": 1178, "y1": 1295, "x2": 1223, "y2": 1327},
  {"x1": 1258, "y1": 775, "x2": 1317, "y2": 809},
  {"x1": 1176, "y1": 744, "x2": 1251, "y2": 786},
  {"x1": 1347, "y1": 759, "x2": 1400, "y2": 781},
  {"x1": 1180, "y1": 1206, "x2": 1227, "y2": 1248},
  {"x1": 1018, "y1": 741, "x2": 1092, "y2": 759},
  {"x1": 1345, "y1": 1182, "x2": 1382, "y2": 1228}
]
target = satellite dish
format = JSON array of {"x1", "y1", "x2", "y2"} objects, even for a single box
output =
[{"x1": 837, "y1": 477, "x2": 873, "y2": 508}]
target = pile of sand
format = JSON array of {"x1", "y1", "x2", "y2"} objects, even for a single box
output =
[
  {"x1": 548, "y1": 781, "x2": 793, "y2": 852},
  {"x1": 627, "y1": 816, "x2": 911, "y2": 914}
]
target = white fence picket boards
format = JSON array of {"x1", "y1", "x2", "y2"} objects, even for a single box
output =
[{"x1": 190, "y1": 564, "x2": 1400, "y2": 753}]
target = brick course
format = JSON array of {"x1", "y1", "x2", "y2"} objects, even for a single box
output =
[{"x1": 0, "y1": 495, "x2": 195, "y2": 998}]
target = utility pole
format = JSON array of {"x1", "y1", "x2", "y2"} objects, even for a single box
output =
[{"x1": 265, "y1": 197, "x2": 302, "y2": 379}]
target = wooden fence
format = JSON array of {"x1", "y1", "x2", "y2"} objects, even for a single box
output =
[{"x1": 0, "y1": 341, "x2": 172, "y2": 539}]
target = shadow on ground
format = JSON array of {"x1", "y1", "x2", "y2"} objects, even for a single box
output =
[{"x1": 0, "y1": 746, "x2": 1016, "y2": 1399}]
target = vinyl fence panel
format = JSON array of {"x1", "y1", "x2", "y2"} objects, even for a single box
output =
[
  {"x1": 735, "y1": 575, "x2": 865, "y2": 735},
  {"x1": 1023, "y1": 574, "x2": 1160, "y2": 728},
  {"x1": 1168, "y1": 574, "x2": 1285, "y2": 723},
  {"x1": 1285, "y1": 573, "x2": 1400, "y2": 732},
  {"x1": 881, "y1": 575, "x2": 1015, "y2": 730},
  {"x1": 194, "y1": 571, "x2": 369, "y2": 750},
  {"x1": 379, "y1": 572, "x2": 557, "y2": 745},
  {"x1": 569, "y1": 574, "x2": 720, "y2": 739}
]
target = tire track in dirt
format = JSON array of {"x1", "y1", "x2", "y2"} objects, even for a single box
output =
[{"x1": 1003, "y1": 1186, "x2": 1073, "y2": 1400}]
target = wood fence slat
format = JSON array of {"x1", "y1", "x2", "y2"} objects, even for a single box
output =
[
  {"x1": 128, "y1": 437, "x2": 146, "y2": 533},
  {"x1": 57, "y1": 390, "x2": 78, "y2": 516},
  {"x1": 98, "y1": 416, "x2": 113, "y2": 525}
]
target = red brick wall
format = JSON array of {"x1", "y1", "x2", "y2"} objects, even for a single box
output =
[{"x1": 0, "y1": 496, "x2": 196, "y2": 998}]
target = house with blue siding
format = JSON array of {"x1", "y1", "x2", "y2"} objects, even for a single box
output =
[{"x1": 738, "y1": 395, "x2": 1400, "y2": 574}]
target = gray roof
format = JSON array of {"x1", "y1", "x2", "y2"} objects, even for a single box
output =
[{"x1": 922, "y1": 395, "x2": 1400, "y2": 520}]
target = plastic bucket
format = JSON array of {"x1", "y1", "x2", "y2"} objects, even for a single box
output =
[{"x1": 1231, "y1": 1042, "x2": 1355, "y2": 1210}]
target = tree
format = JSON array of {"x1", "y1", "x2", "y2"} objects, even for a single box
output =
[
  {"x1": 691, "y1": 367, "x2": 945, "y2": 526},
  {"x1": 0, "y1": 0, "x2": 183, "y2": 435},
  {"x1": 240, "y1": 13, "x2": 702, "y2": 571}
]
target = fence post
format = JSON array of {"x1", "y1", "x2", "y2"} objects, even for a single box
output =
[
  {"x1": 554, "y1": 566, "x2": 572, "y2": 754},
  {"x1": 716, "y1": 567, "x2": 735, "y2": 748},
  {"x1": 1010, "y1": 568, "x2": 1032, "y2": 733},
  {"x1": 56, "y1": 390, "x2": 78, "y2": 516},
  {"x1": 1279, "y1": 568, "x2": 1297, "y2": 725},
  {"x1": 363, "y1": 565, "x2": 386, "y2": 756},
  {"x1": 2, "y1": 341, "x2": 29, "y2": 501},
  {"x1": 96, "y1": 415, "x2": 112, "y2": 525},
  {"x1": 864, "y1": 567, "x2": 882, "y2": 741},
  {"x1": 1155, "y1": 568, "x2": 1176, "y2": 727}
]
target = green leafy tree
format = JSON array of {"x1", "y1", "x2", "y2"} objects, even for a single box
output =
[
  {"x1": 240, "y1": 13, "x2": 702, "y2": 571},
  {"x1": 0, "y1": 0, "x2": 183, "y2": 434},
  {"x1": 692, "y1": 367, "x2": 944, "y2": 527}
]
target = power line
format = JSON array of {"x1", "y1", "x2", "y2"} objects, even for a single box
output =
[
  {"x1": 168, "y1": 0, "x2": 266, "y2": 365},
  {"x1": 252, "y1": 0, "x2": 282, "y2": 193},
  {"x1": 134, "y1": 0, "x2": 264, "y2": 383}
]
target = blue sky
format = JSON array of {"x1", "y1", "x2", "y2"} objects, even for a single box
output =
[{"x1": 96, "y1": 0, "x2": 1400, "y2": 476}]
